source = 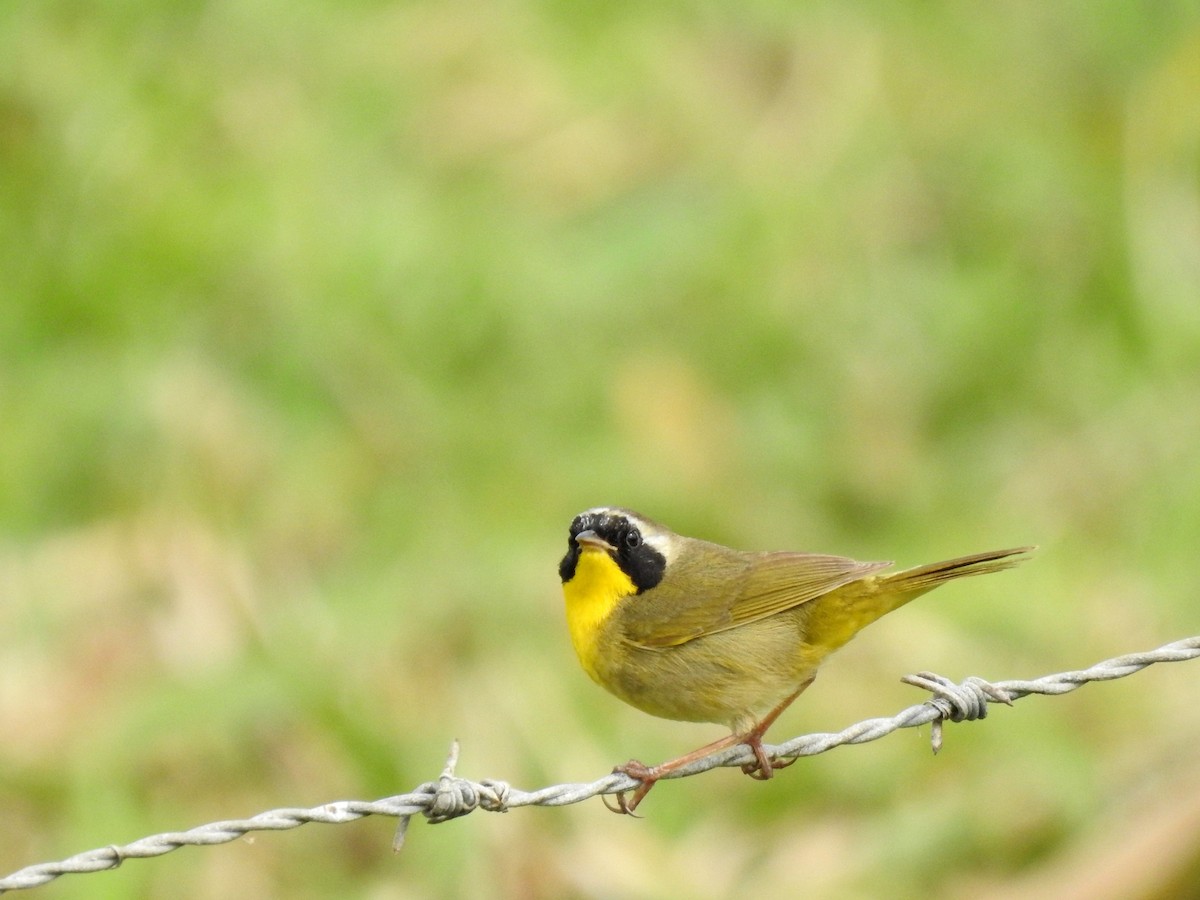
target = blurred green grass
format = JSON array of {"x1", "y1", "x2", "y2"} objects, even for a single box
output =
[{"x1": 3, "y1": 2, "x2": 1200, "y2": 897}]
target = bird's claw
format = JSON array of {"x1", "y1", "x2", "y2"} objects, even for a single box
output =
[
  {"x1": 737, "y1": 735, "x2": 796, "y2": 780},
  {"x1": 740, "y1": 753, "x2": 796, "y2": 779},
  {"x1": 605, "y1": 760, "x2": 656, "y2": 816}
]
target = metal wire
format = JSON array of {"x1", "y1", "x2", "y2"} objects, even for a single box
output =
[{"x1": 2, "y1": 634, "x2": 1198, "y2": 894}]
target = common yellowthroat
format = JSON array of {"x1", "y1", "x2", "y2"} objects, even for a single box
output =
[{"x1": 558, "y1": 507, "x2": 1031, "y2": 813}]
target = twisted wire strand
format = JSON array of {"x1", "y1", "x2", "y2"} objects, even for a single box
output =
[{"x1": 2, "y1": 635, "x2": 1197, "y2": 894}]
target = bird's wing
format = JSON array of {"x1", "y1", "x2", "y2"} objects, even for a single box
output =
[{"x1": 621, "y1": 543, "x2": 892, "y2": 649}]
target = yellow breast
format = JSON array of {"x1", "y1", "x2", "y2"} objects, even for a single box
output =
[{"x1": 561, "y1": 549, "x2": 637, "y2": 682}]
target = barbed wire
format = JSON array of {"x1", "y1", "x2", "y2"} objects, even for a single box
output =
[{"x1": 2, "y1": 634, "x2": 1198, "y2": 894}]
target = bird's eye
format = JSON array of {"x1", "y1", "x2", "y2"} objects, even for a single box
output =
[{"x1": 624, "y1": 529, "x2": 642, "y2": 549}]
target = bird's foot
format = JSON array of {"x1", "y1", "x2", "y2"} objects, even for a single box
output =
[
  {"x1": 739, "y1": 735, "x2": 796, "y2": 780},
  {"x1": 604, "y1": 760, "x2": 658, "y2": 816}
]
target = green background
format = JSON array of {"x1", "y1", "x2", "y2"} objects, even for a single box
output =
[{"x1": 3, "y1": 3, "x2": 1200, "y2": 897}]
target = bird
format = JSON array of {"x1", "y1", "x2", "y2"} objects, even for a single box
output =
[{"x1": 557, "y1": 506, "x2": 1032, "y2": 813}]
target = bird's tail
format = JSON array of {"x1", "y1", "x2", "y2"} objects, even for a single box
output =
[
  {"x1": 801, "y1": 546, "x2": 1033, "y2": 659},
  {"x1": 875, "y1": 546, "x2": 1035, "y2": 614}
]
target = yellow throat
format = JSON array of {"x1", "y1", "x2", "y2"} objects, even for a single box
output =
[{"x1": 562, "y1": 547, "x2": 637, "y2": 681}]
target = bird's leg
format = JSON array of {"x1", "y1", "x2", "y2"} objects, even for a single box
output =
[
  {"x1": 738, "y1": 676, "x2": 815, "y2": 780},
  {"x1": 607, "y1": 730, "x2": 749, "y2": 814},
  {"x1": 606, "y1": 677, "x2": 816, "y2": 814}
]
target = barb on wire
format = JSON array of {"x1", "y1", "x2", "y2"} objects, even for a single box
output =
[{"x1": 2, "y1": 635, "x2": 1198, "y2": 894}]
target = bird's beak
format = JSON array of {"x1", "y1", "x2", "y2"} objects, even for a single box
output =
[{"x1": 575, "y1": 530, "x2": 616, "y2": 554}]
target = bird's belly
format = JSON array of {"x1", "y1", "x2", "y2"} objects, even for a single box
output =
[{"x1": 596, "y1": 616, "x2": 814, "y2": 729}]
